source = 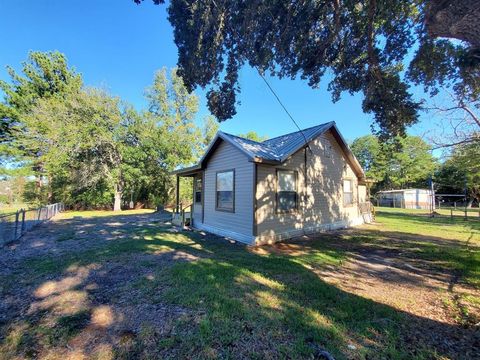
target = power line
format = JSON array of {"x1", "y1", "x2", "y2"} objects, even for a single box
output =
[
  {"x1": 256, "y1": 72, "x2": 310, "y2": 147},
  {"x1": 210, "y1": 0, "x2": 310, "y2": 149}
]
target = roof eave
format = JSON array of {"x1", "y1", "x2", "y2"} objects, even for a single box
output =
[
  {"x1": 251, "y1": 157, "x2": 281, "y2": 165},
  {"x1": 170, "y1": 164, "x2": 202, "y2": 176}
]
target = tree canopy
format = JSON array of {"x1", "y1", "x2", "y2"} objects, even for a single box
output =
[
  {"x1": 134, "y1": 0, "x2": 480, "y2": 140},
  {"x1": 0, "y1": 52, "x2": 208, "y2": 210},
  {"x1": 435, "y1": 142, "x2": 480, "y2": 204},
  {"x1": 237, "y1": 131, "x2": 268, "y2": 142},
  {"x1": 351, "y1": 134, "x2": 437, "y2": 192},
  {"x1": 0, "y1": 51, "x2": 82, "y2": 141}
]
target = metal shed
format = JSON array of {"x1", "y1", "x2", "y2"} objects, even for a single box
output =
[{"x1": 376, "y1": 189, "x2": 433, "y2": 210}]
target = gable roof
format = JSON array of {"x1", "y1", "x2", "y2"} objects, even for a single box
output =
[{"x1": 173, "y1": 121, "x2": 365, "y2": 179}]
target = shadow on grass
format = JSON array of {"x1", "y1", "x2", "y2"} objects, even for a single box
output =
[{"x1": 1, "y1": 214, "x2": 479, "y2": 359}]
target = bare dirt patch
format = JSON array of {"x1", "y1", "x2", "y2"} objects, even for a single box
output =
[{"x1": 263, "y1": 224, "x2": 480, "y2": 358}]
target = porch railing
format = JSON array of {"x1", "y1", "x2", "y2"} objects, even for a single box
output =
[
  {"x1": 359, "y1": 201, "x2": 375, "y2": 222},
  {"x1": 172, "y1": 203, "x2": 193, "y2": 227}
]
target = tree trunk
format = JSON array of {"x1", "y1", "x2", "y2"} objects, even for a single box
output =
[
  {"x1": 113, "y1": 184, "x2": 122, "y2": 211},
  {"x1": 426, "y1": 0, "x2": 480, "y2": 49}
]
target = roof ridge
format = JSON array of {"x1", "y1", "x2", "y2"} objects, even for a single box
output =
[
  {"x1": 220, "y1": 131, "x2": 265, "y2": 145},
  {"x1": 262, "y1": 121, "x2": 334, "y2": 143}
]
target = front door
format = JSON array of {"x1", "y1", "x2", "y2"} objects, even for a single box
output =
[{"x1": 192, "y1": 173, "x2": 203, "y2": 225}]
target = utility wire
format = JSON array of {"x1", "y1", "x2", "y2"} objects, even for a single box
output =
[
  {"x1": 210, "y1": 0, "x2": 311, "y2": 149},
  {"x1": 257, "y1": 71, "x2": 311, "y2": 149}
]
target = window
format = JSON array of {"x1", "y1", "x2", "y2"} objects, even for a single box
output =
[
  {"x1": 343, "y1": 179, "x2": 353, "y2": 206},
  {"x1": 277, "y1": 170, "x2": 297, "y2": 212},
  {"x1": 195, "y1": 177, "x2": 202, "y2": 203},
  {"x1": 216, "y1": 170, "x2": 234, "y2": 211}
]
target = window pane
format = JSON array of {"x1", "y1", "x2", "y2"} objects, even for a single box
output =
[
  {"x1": 278, "y1": 191, "x2": 296, "y2": 212},
  {"x1": 195, "y1": 191, "x2": 201, "y2": 203},
  {"x1": 279, "y1": 171, "x2": 296, "y2": 191},
  {"x1": 344, "y1": 193, "x2": 353, "y2": 205},
  {"x1": 217, "y1": 171, "x2": 233, "y2": 191},
  {"x1": 195, "y1": 178, "x2": 202, "y2": 191},
  {"x1": 216, "y1": 171, "x2": 234, "y2": 210},
  {"x1": 343, "y1": 179, "x2": 352, "y2": 192},
  {"x1": 217, "y1": 191, "x2": 233, "y2": 209}
]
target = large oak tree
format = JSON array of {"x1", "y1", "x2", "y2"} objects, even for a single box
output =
[{"x1": 135, "y1": 0, "x2": 480, "y2": 139}]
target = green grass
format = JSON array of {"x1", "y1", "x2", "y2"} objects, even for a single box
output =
[
  {"x1": 2, "y1": 208, "x2": 479, "y2": 359},
  {"x1": 58, "y1": 208, "x2": 155, "y2": 219},
  {"x1": 0, "y1": 203, "x2": 31, "y2": 215}
]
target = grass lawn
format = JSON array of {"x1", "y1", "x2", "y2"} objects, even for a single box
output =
[
  {"x1": 0, "y1": 209, "x2": 478, "y2": 359},
  {"x1": 0, "y1": 204, "x2": 31, "y2": 215}
]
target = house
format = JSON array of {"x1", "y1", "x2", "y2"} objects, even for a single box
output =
[
  {"x1": 376, "y1": 189, "x2": 433, "y2": 210},
  {"x1": 172, "y1": 121, "x2": 371, "y2": 245}
]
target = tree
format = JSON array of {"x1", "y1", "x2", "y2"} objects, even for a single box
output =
[
  {"x1": 0, "y1": 51, "x2": 83, "y2": 198},
  {"x1": 0, "y1": 51, "x2": 82, "y2": 142},
  {"x1": 436, "y1": 142, "x2": 480, "y2": 205},
  {"x1": 27, "y1": 88, "x2": 125, "y2": 210},
  {"x1": 202, "y1": 115, "x2": 219, "y2": 148},
  {"x1": 423, "y1": 88, "x2": 479, "y2": 149},
  {"x1": 145, "y1": 68, "x2": 201, "y2": 165},
  {"x1": 237, "y1": 131, "x2": 268, "y2": 142},
  {"x1": 351, "y1": 135, "x2": 387, "y2": 184},
  {"x1": 134, "y1": 0, "x2": 479, "y2": 140},
  {"x1": 351, "y1": 134, "x2": 437, "y2": 192}
]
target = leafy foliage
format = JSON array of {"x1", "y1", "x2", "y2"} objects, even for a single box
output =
[
  {"x1": 435, "y1": 142, "x2": 480, "y2": 203},
  {"x1": 1, "y1": 53, "x2": 207, "y2": 209},
  {"x1": 351, "y1": 134, "x2": 437, "y2": 193},
  {"x1": 237, "y1": 131, "x2": 267, "y2": 142},
  {"x1": 135, "y1": 0, "x2": 480, "y2": 140},
  {"x1": 0, "y1": 51, "x2": 82, "y2": 142}
]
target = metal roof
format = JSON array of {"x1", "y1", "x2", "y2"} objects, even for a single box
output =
[
  {"x1": 219, "y1": 133, "x2": 280, "y2": 161},
  {"x1": 173, "y1": 121, "x2": 365, "y2": 178},
  {"x1": 262, "y1": 122, "x2": 334, "y2": 160}
]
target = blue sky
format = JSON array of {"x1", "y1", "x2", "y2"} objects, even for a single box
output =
[{"x1": 0, "y1": 0, "x2": 431, "y2": 142}]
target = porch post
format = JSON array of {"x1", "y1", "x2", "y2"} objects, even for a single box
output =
[{"x1": 175, "y1": 175, "x2": 180, "y2": 213}]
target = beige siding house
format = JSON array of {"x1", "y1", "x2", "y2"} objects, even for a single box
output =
[{"x1": 173, "y1": 122, "x2": 370, "y2": 245}]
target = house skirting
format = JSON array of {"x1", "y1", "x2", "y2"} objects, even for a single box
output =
[
  {"x1": 193, "y1": 221, "x2": 256, "y2": 245},
  {"x1": 193, "y1": 216, "x2": 365, "y2": 246},
  {"x1": 254, "y1": 216, "x2": 365, "y2": 245}
]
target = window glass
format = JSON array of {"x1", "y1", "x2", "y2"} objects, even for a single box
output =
[
  {"x1": 279, "y1": 171, "x2": 296, "y2": 191},
  {"x1": 343, "y1": 179, "x2": 353, "y2": 205},
  {"x1": 195, "y1": 178, "x2": 202, "y2": 203},
  {"x1": 216, "y1": 170, "x2": 234, "y2": 211},
  {"x1": 277, "y1": 170, "x2": 297, "y2": 212}
]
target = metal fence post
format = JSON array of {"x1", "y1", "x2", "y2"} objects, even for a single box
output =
[
  {"x1": 21, "y1": 209, "x2": 26, "y2": 234},
  {"x1": 1, "y1": 202, "x2": 63, "y2": 246},
  {"x1": 14, "y1": 210, "x2": 19, "y2": 240}
]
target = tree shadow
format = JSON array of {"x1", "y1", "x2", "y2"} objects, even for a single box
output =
[{"x1": 1, "y1": 214, "x2": 479, "y2": 359}]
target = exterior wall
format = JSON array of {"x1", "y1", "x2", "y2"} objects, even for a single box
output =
[
  {"x1": 255, "y1": 130, "x2": 364, "y2": 244},
  {"x1": 404, "y1": 189, "x2": 432, "y2": 209},
  {"x1": 196, "y1": 140, "x2": 255, "y2": 244}
]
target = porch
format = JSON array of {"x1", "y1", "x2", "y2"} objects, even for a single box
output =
[{"x1": 171, "y1": 165, "x2": 203, "y2": 228}]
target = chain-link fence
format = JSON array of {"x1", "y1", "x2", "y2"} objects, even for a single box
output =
[{"x1": 0, "y1": 203, "x2": 64, "y2": 246}]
